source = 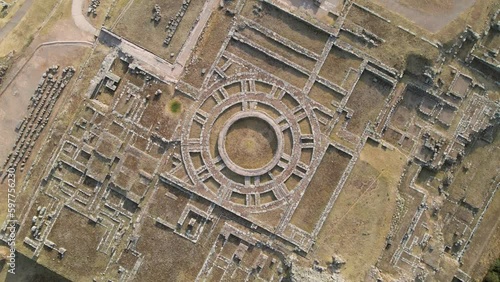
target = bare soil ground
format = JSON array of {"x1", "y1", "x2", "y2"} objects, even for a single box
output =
[
  {"x1": 0, "y1": 45, "x2": 89, "y2": 165},
  {"x1": 275, "y1": 0, "x2": 338, "y2": 26},
  {"x1": 311, "y1": 140, "x2": 406, "y2": 280},
  {"x1": 0, "y1": 0, "x2": 93, "y2": 238},
  {"x1": 0, "y1": 0, "x2": 93, "y2": 94},
  {"x1": 354, "y1": 0, "x2": 498, "y2": 43}
]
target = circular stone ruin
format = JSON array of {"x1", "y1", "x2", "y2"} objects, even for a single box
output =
[
  {"x1": 218, "y1": 111, "x2": 283, "y2": 176},
  {"x1": 180, "y1": 74, "x2": 322, "y2": 210}
]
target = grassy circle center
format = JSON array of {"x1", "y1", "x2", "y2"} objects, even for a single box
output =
[{"x1": 224, "y1": 117, "x2": 278, "y2": 170}]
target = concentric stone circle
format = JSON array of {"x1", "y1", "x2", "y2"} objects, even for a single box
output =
[
  {"x1": 180, "y1": 74, "x2": 322, "y2": 210},
  {"x1": 218, "y1": 111, "x2": 283, "y2": 177},
  {"x1": 199, "y1": 93, "x2": 299, "y2": 194}
]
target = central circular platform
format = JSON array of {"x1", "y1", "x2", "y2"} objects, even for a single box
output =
[
  {"x1": 225, "y1": 117, "x2": 277, "y2": 169},
  {"x1": 218, "y1": 111, "x2": 283, "y2": 177}
]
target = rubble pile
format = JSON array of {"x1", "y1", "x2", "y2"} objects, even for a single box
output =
[
  {"x1": 0, "y1": 64, "x2": 7, "y2": 86},
  {"x1": 151, "y1": 4, "x2": 162, "y2": 23},
  {"x1": 87, "y1": 0, "x2": 100, "y2": 16},
  {"x1": 0, "y1": 66, "x2": 75, "y2": 176},
  {"x1": 164, "y1": 0, "x2": 191, "y2": 46}
]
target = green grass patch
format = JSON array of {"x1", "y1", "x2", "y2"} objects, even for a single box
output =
[
  {"x1": 484, "y1": 258, "x2": 500, "y2": 282},
  {"x1": 169, "y1": 100, "x2": 182, "y2": 114}
]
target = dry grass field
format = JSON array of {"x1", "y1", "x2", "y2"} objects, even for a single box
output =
[
  {"x1": 83, "y1": 0, "x2": 115, "y2": 27},
  {"x1": 0, "y1": 0, "x2": 59, "y2": 57},
  {"x1": 319, "y1": 45, "x2": 363, "y2": 86},
  {"x1": 0, "y1": 0, "x2": 497, "y2": 280},
  {"x1": 182, "y1": 11, "x2": 233, "y2": 88},
  {"x1": 0, "y1": 0, "x2": 27, "y2": 29},
  {"x1": 342, "y1": 3, "x2": 440, "y2": 71},
  {"x1": 113, "y1": 0, "x2": 205, "y2": 62},
  {"x1": 225, "y1": 117, "x2": 278, "y2": 169},
  {"x1": 308, "y1": 81, "x2": 344, "y2": 110},
  {"x1": 226, "y1": 39, "x2": 309, "y2": 88},
  {"x1": 238, "y1": 26, "x2": 317, "y2": 71},
  {"x1": 390, "y1": 86, "x2": 426, "y2": 131},
  {"x1": 461, "y1": 187, "x2": 500, "y2": 279},
  {"x1": 345, "y1": 71, "x2": 392, "y2": 135},
  {"x1": 290, "y1": 145, "x2": 352, "y2": 233},
  {"x1": 241, "y1": 0, "x2": 329, "y2": 54},
  {"x1": 37, "y1": 207, "x2": 109, "y2": 280},
  {"x1": 312, "y1": 140, "x2": 406, "y2": 280},
  {"x1": 135, "y1": 216, "x2": 219, "y2": 281},
  {"x1": 140, "y1": 86, "x2": 194, "y2": 139},
  {"x1": 447, "y1": 133, "x2": 499, "y2": 208},
  {"x1": 102, "y1": 0, "x2": 130, "y2": 27},
  {"x1": 449, "y1": 132, "x2": 500, "y2": 278}
]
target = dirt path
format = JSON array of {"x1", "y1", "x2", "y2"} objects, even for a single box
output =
[
  {"x1": 173, "y1": 0, "x2": 220, "y2": 76},
  {"x1": 71, "y1": 0, "x2": 98, "y2": 35},
  {"x1": 0, "y1": 0, "x2": 35, "y2": 41}
]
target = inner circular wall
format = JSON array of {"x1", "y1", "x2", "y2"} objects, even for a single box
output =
[{"x1": 218, "y1": 111, "x2": 283, "y2": 177}]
